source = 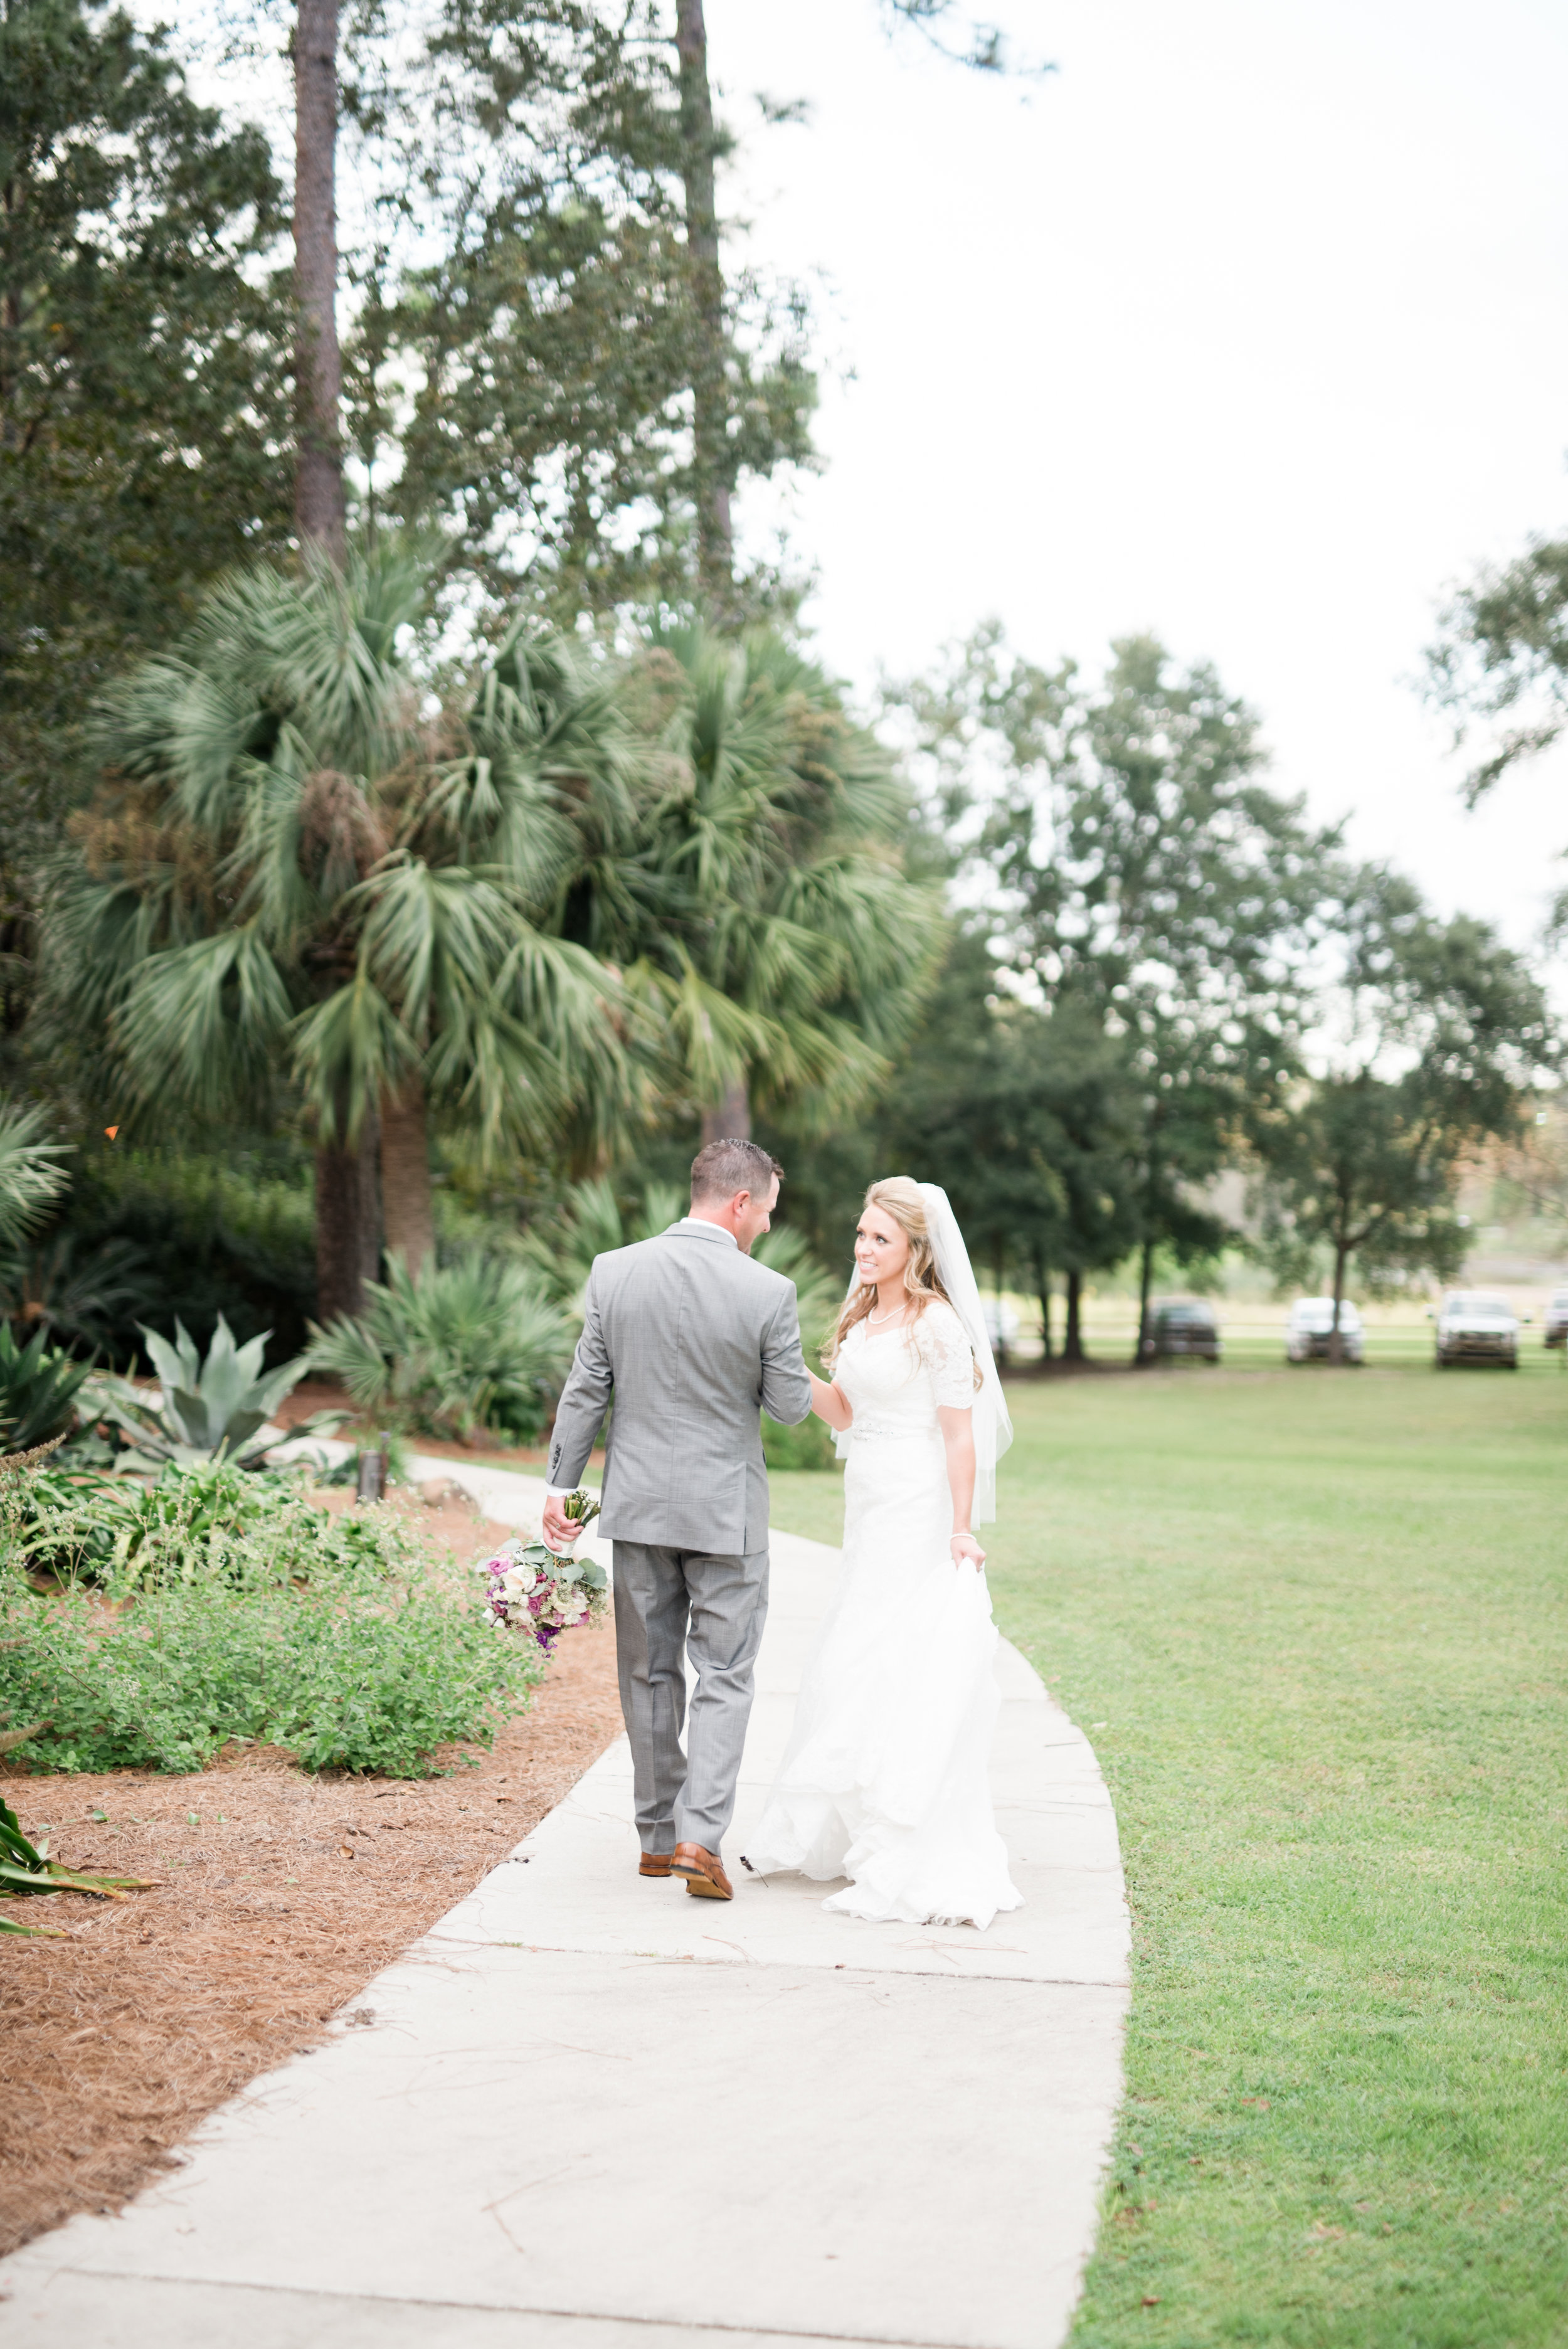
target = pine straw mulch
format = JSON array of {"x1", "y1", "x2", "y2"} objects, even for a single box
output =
[{"x1": 0, "y1": 1484, "x2": 623, "y2": 2262}]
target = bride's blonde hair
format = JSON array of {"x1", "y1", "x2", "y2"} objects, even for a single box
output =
[{"x1": 827, "y1": 1177, "x2": 980, "y2": 1389}]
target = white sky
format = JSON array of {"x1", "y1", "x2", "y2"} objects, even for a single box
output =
[{"x1": 711, "y1": 0, "x2": 1568, "y2": 962}]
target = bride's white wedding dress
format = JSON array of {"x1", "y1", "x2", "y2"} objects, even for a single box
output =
[{"x1": 744, "y1": 1298, "x2": 1023, "y2": 1931}]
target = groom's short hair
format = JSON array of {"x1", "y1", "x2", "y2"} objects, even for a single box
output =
[{"x1": 690, "y1": 1137, "x2": 784, "y2": 1204}]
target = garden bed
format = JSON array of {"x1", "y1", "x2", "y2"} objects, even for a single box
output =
[{"x1": 0, "y1": 1488, "x2": 622, "y2": 2261}]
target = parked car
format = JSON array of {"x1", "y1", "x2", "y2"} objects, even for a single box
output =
[
  {"x1": 1544, "y1": 1287, "x2": 1568, "y2": 1349},
  {"x1": 1431, "y1": 1291, "x2": 1520, "y2": 1368},
  {"x1": 1285, "y1": 1296, "x2": 1365, "y2": 1364},
  {"x1": 1142, "y1": 1300, "x2": 1221, "y2": 1362}
]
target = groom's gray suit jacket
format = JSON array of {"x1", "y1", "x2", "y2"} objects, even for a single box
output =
[{"x1": 546, "y1": 1220, "x2": 814, "y2": 1555}]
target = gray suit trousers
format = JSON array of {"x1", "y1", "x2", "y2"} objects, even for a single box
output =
[{"x1": 612, "y1": 1539, "x2": 769, "y2": 1855}]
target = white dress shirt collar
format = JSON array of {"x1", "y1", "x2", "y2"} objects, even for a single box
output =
[{"x1": 677, "y1": 1215, "x2": 738, "y2": 1248}]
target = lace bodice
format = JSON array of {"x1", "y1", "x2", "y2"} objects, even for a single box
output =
[{"x1": 835, "y1": 1298, "x2": 977, "y2": 1439}]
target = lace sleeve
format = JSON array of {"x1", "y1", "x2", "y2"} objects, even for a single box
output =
[{"x1": 917, "y1": 1302, "x2": 977, "y2": 1410}]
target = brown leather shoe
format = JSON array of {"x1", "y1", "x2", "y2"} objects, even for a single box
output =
[
  {"x1": 638, "y1": 1851, "x2": 675, "y2": 1879},
  {"x1": 671, "y1": 1842, "x2": 733, "y2": 1901}
]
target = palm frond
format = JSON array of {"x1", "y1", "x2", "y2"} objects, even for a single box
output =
[
  {"x1": 119, "y1": 928, "x2": 295, "y2": 1117},
  {"x1": 289, "y1": 971, "x2": 420, "y2": 1143},
  {"x1": 0, "y1": 1101, "x2": 70, "y2": 1249}
]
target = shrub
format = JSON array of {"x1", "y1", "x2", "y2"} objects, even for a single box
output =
[
  {"x1": 0, "y1": 1475, "x2": 543, "y2": 1776},
  {"x1": 0, "y1": 1325, "x2": 93, "y2": 1451},
  {"x1": 11, "y1": 1460, "x2": 405, "y2": 1591},
  {"x1": 44, "y1": 1147, "x2": 317, "y2": 1360},
  {"x1": 307, "y1": 1253, "x2": 574, "y2": 1444},
  {"x1": 1, "y1": 1232, "x2": 161, "y2": 1357}
]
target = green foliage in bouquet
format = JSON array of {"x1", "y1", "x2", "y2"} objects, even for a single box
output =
[
  {"x1": 479, "y1": 1492, "x2": 606, "y2": 1648},
  {"x1": 0, "y1": 1323, "x2": 93, "y2": 1452},
  {"x1": 307, "y1": 1254, "x2": 573, "y2": 1445},
  {"x1": 83, "y1": 1313, "x2": 342, "y2": 1471}
]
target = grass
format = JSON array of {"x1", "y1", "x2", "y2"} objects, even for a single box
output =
[{"x1": 768, "y1": 1355, "x2": 1568, "y2": 2348}]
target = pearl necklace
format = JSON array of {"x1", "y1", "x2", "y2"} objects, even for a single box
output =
[{"x1": 866, "y1": 1302, "x2": 906, "y2": 1328}]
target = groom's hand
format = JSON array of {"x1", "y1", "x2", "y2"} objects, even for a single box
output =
[{"x1": 542, "y1": 1493, "x2": 575, "y2": 1551}]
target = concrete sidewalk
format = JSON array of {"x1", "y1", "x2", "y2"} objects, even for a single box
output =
[{"x1": 0, "y1": 1466, "x2": 1130, "y2": 2349}]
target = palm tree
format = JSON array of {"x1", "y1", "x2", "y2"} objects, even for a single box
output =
[
  {"x1": 54, "y1": 544, "x2": 637, "y2": 1317},
  {"x1": 575, "y1": 625, "x2": 943, "y2": 1141}
]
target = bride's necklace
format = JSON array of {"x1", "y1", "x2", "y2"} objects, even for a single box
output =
[{"x1": 866, "y1": 1301, "x2": 906, "y2": 1327}]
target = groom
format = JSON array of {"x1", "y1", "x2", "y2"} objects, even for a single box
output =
[{"x1": 543, "y1": 1138, "x2": 814, "y2": 1901}]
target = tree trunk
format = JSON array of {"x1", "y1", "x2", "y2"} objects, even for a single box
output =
[
  {"x1": 1034, "y1": 1248, "x2": 1053, "y2": 1362},
  {"x1": 1133, "y1": 1235, "x2": 1155, "y2": 1366},
  {"x1": 380, "y1": 1081, "x2": 435, "y2": 1276},
  {"x1": 674, "y1": 0, "x2": 734, "y2": 609},
  {"x1": 315, "y1": 1118, "x2": 379, "y2": 1325},
  {"x1": 990, "y1": 1237, "x2": 1010, "y2": 1368},
  {"x1": 700, "y1": 1072, "x2": 751, "y2": 1145},
  {"x1": 294, "y1": 0, "x2": 346, "y2": 560},
  {"x1": 1064, "y1": 1268, "x2": 1085, "y2": 1362},
  {"x1": 1328, "y1": 1234, "x2": 1349, "y2": 1365}
]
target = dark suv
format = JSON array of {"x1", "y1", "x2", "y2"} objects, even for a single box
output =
[{"x1": 1142, "y1": 1300, "x2": 1222, "y2": 1363}]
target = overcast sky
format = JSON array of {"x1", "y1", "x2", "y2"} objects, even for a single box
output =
[{"x1": 709, "y1": 0, "x2": 1568, "y2": 960}]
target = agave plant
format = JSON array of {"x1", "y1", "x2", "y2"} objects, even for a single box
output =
[
  {"x1": 0, "y1": 1324, "x2": 94, "y2": 1452},
  {"x1": 83, "y1": 1313, "x2": 342, "y2": 1471},
  {"x1": 307, "y1": 1253, "x2": 574, "y2": 1445}
]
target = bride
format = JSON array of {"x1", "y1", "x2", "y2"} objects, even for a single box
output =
[{"x1": 743, "y1": 1178, "x2": 1022, "y2": 1931}]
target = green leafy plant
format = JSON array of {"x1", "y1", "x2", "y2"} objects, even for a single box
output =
[
  {"x1": 83, "y1": 1313, "x2": 342, "y2": 1470},
  {"x1": 0, "y1": 1323, "x2": 93, "y2": 1451},
  {"x1": 1, "y1": 1793, "x2": 152, "y2": 1936},
  {"x1": 0, "y1": 1098, "x2": 69, "y2": 1251},
  {"x1": 10, "y1": 1458, "x2": 403, "y2": 1591},
  {"x1": 0, "y1": 1534, "x2": 543, "y2": 1778},
  {"x1": 36, "y1": 1146, "x2": 319, "y2": 1362},
  {"x1": 307, "y1": 1253, "x2": 573, "y2": 1444},
  {"x1": 1, "y1": 1231, "x2": 157, "y2": 1353}
]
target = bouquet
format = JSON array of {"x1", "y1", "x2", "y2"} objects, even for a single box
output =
[{"x1": 478, "y1": 1490, "x2": 606, "y2": 1652}]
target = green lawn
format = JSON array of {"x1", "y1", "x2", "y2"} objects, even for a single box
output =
[{"x1": 768, "y1": 1360, "x2": 1568, "y2": 2347}]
